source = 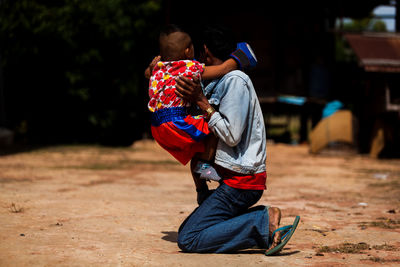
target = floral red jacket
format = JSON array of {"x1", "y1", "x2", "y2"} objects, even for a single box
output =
[{"x1": 148, "y1": 60, "x2": 204, "y2": 112}]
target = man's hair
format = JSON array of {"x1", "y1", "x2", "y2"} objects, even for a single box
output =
[
  {"x1": 159, "y1": 24, "x2": 192, "y2": 61},
  {"x1": 195, "y1": 25, "x2": 236, "y2": 61}
]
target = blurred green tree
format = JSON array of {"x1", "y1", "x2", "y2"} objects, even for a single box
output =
[
  {"x1": 342, "y1": 16, "x2": 388, "y2": 32},
  {"x1": 0, "y1": 0, "x2": 162, "y2": 145},
  {"x1": 371, "y1": 20, "x2": 387, "y2": 32}
]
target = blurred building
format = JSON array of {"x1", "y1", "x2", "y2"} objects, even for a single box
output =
[{"x1": 345, "y1": 33, "x2": 400, "y2": 156}]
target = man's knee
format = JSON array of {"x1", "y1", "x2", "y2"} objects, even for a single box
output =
[{"x1": 177, "y1": 233, "x2": 195, "y2": 252}]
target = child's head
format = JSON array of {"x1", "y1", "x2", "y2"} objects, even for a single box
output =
[{"x1": 159, "y1": 24, "x2": 194, "y2": 61}]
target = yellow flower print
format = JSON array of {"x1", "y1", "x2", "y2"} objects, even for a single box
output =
[
  {"x1": 163, "y1": 74, "x2": 170, "y2": 80},
  {"x1": 151, "y1": 80, "x2": 158, "y2": 88},
  {"x1": 157, "y1": 102, "x2": 162, "y2": 109},
  {"x1": 157, "y1": 62, "x2": 164, "y2": 67},
  {"x1": 186, "y1": 61, "x2": 194, "y2": 68}
]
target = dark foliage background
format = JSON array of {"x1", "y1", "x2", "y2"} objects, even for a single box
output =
[{"x1": 0, "y1": 0, "x2": 162, "y2": 146}]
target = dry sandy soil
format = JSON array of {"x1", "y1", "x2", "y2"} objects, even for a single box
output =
[{"x1": 0, "y1": 140, "x2": 400, "y2": 266}]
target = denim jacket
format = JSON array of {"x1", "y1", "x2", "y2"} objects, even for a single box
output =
[{"x1": 205, "y1": 70, "x2": 266, "y2": 174}]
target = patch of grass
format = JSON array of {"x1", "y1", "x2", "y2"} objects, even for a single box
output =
[
  {"x1": 54, "y1": 159, "x2": 179, "y2": 170},
  {"x1": 319, "y1": 242, "x2": 399, "y2": 256},
  {"x1": 369, "y1": 180, "x2": 400, "y2": 189},
  {"x1": 30, "y1": 145, "x2": 135, "y2": 154},
  {"x1": 359, "y1": 218, "x2": 400, "y2": 229},
  {"x1": 370, "y1": 220, "x2": 400, "y2": 229},
  {"x1": 317, "y1": 242, "x2": 370, "y2": 254},
  {"x1": 0, "y1": 178, "x2": 32, "y2": 184},
  {"x1": 363, "y1": 257, "x2": 400, "y2": 263},
  {"x1": 304, "y1": 228, "x2": 328, "y2": 236},
  {"x1": 357, "y1": 168, "x2": 400, "y2": 175},
  {"x1": 74, "y1": 163, "x2": 120, "y2": 170},
  {"x1": 372, "y1": 244, "x2": 398, "y2": 251},
  {"x1": 8, "y1": 203, "x2": 24, "y2": 213},
  {"x1": 81, "y1": 179, "x2": 115, "y2": 187}
]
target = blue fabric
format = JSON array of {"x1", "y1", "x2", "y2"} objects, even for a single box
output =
[
  {"x1": 150, "y1": 107, "x2": 186, "y2": 126},
  {"x1": 277, "y1": 96, "x2": 306, "y2": 106},
  {"x1": 322, "y1": 100, "x2": 344, "y2": 118},
  {"x1": 237, "y1": 42, "x2": 258, "y2": 69},
  {"x1": 172, "y1": 118, "x2": 207, "y2": 142},
  {"x1": 178, "y1": 183, "x2": 269, "y2": 253}
]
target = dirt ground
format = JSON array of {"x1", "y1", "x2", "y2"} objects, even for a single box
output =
[{"x1": 0, "y1": 140, "x2": 399, "y2": 266}]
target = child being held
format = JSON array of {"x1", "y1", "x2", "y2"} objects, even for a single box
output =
[{"x1": 145, "y1": 24, "x2": 257, "y2": 181}]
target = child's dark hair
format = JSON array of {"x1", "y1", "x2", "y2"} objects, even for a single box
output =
[
  {"x1": 159, "y1": 24, "x2": 192, "y2": 61},
  {"x1": 160, "y1": 24, "x2": 186, "y2": 36}
]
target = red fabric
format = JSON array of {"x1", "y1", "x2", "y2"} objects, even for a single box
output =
[
  {"x1": 183, "y1": 114, "x2": 210, "y2": 135},
  {"x1": 217, "y1": 166, "x2": 267, "y2": 190},
  {"x1": 151, "y1": 114, "x2": 209, "y2": 165}
]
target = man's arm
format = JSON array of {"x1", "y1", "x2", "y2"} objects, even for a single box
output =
[
  {"x1": 175, "y1": 75, "x2": 250, "y2": 146},
  {"x1": 207, "y1": 76, "x2": 250, "y2": 146},
  {"x1": 174, "y1": 76, "x2": 215, "y2": 118}
]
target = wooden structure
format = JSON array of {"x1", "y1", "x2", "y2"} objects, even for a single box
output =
[{"x1": 345, "y1": 33, "x2": 400, "y2": 157}]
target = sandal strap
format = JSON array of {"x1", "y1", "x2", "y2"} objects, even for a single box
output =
[{"x1": 272, "y1": 225, "x2": 292, "y2": 239}]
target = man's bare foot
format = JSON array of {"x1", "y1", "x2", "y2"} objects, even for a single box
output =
[{"x1": 266, "y1": 207, "x2": 282, "y2": 252}]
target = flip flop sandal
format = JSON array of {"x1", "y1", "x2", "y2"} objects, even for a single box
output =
[{"x1": 265, "y1": 216, "x2": 300, "y2": 256}]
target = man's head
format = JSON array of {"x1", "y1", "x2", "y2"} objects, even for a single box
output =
[
  {"x1": 159, "y1": 24, "x2": 194, "y2": 61},
  {"x1": 194, "y1": 25, "x2": 236, "y2": 66}
]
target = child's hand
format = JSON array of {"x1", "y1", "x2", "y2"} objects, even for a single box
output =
[
  {"x1": 149, "y1": 55, "x2": 161, "y2": 71},
  {"x1": 144, "y1": 55, "x2": 161, "y2": 79}
]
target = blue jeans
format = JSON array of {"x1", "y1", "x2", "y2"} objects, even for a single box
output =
[{"x1": 177, "y1": 183, "x2": 270, "y2": 253}]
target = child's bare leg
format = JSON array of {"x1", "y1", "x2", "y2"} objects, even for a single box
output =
[
  {"x1": 192, "y1": 135, "x2": 221, "y2": 182},
  {"x1": 196, "y1": 134, "x2": 218, "y2": 162},
  {"x1": 190, "y1": 158, "x2": 208, "y2": 190}
]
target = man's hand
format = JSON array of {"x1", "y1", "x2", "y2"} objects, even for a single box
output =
[
  {"x1": 175, "y1": 76, "x2": 212, "y2": 113},
  {"x1": 175, "y1": 76, "x2": 203, "y2": 103}
]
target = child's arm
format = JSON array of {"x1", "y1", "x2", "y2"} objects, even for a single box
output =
[
  {"x1": 201, "y1": 58, "x2": 237, "y2": 80},
  {"x1": 144, "y1": 55, "x2": 161, "y2": 79},
  {"x1": 201, "y1": 42, "x2": 258, "y2": 80}
]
